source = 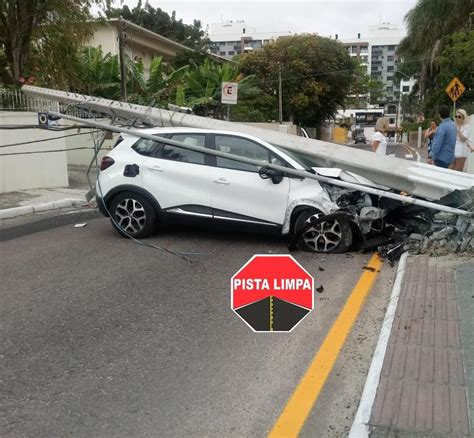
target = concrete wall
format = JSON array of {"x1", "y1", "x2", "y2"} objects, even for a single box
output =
[
  {"x1": 244, "y1": 122, "x2": 298, "y2": 136},
  {"x1": 0, "y1": 112, "x2": 68, "y2": 193},
  {"x1": 63, "y1": 119, "x2": 117, "y2": 166},
  {"x1": 88, "y1": 24, "x2": 119, "y2": 56}
]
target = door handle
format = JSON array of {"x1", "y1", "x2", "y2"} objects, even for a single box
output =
[
  {"x1": 148, "y1": 165, "x2": 164, "y2": 172},
  {"x1": 213, "y1": 178, "x2": 230, "y2": 185}
]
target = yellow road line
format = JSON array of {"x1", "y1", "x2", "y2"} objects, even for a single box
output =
[
  {"x1": 270, "y1": 296, "x2": 274, "y2": 332},
  {"x1": 268, "y1": 253, "x2": 383, "y2": 438}
]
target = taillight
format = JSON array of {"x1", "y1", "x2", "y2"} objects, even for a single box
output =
[{"x1": 100, "y1": 156, "x2": 115, "y2": 171}]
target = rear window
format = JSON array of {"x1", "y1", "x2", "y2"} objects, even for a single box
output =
[{"x1": 132, "y1": 138, "x2": 163, "y2": 156}]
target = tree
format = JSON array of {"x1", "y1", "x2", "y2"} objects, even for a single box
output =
[
  {"x1": 238, "y1": 35, "x2": 356, "y2": 126},
  {"x1": 172, "y1": 58, "x2": 259, "y2": 118},
  {"x1": 0, "y1": 0, "x2": 96, "y2": 85},
  {"x1": 106, "y1": 1, "x2": 209, "y2": 51},
  {"x1": 418, "y1": 30, "x2": 474, "y2": 116},
  {"x1": 346, "y1": 61, "x2": 385, "y2": 107},
  {"x1": 397, "y1": 0, "x2": 473, "y2": 98}
]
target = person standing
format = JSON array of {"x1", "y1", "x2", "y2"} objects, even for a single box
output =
[
  {"x1": 452, "y1": 109, "x2": 471, "y2": 171},
  {"x1": 430, "y1": 105, "x2": 457, "y2": 168},
  {"x1": 424, "y1": 120, "x2": 437, "y2": 164},
  {"x1": 371, "y1": 117, "x2": 389, "y2": 155}
]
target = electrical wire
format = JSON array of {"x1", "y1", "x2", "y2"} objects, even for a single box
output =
[
  {"x1": 0, "y1": 147, "x2": 94, "y2": 156},
  {"x1": 86, "y1": 108, "x2": 198, "y2": 265},
  {"x1": 0, "y1": 132, "x2": 94, "y2": 149}
]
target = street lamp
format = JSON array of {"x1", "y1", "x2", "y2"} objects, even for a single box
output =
[{"x1": 394, "y1": 70, "x2": 411, "y2": 142}]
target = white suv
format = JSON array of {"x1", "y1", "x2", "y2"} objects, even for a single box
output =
[{"x1": 97, "y1": 127, "x2": 363, "y2": 253}]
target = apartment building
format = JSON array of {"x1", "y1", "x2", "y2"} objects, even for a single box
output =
[
  {"x1": 339, "y1": 34, "x2": 370, "y2": 73},
  {"x1": 207, "y1": 20, "x2": 290, "y2": 59}
]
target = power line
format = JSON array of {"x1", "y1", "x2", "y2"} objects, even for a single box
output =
[
  {"x1": 0, "y1": 147, "x2": 94, "y2": 157},
  {"x1": 0, "y1": 132, "x2": 94, "y2": 148}
]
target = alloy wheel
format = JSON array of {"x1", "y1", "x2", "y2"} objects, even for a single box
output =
[
  {"x1": 114, "y1": 198, "x2": 147, "y2": 234},
  {"x1": 301, "y1": 213, "x2": 343, "y2": 252}
]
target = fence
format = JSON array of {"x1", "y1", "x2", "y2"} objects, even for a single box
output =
[
  {"x1": 0, "y1": 87, "x2": 59, "y2": 112},
  {"x1": 0, "y1": 88, "x2": 104, "y2": 119}
]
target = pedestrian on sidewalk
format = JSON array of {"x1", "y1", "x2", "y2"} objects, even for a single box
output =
[
  {"x1": 452, "y1": 109, "x2": 471, "y2": 171},
  {"x1": 430, "y1": 105, "x2": 457, "y2": 169},
  {"x1": 371, "y1": 117, "x2": 388, "y2": 155},
  {"x1": 424, "y1": 120, "x2": 437, "y2": 164}
]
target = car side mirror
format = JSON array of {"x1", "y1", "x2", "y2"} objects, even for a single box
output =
[{"x1": 258, "y1": 166, "x2": 284, "y2": 184}]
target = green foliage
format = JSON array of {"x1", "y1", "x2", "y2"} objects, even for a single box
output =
[
  {"x1": 238, "y1": 34, "x2": 356, "y2": 126},
  {"x1": 346, "y1": 60, "x2": 385, "y2": 106},
  {"x1": 170, "y1": 59, "x2": 263, "y2": 119},
  {"x1": 0, "y1": 0, "x2": 97, "y2": 85},
  {"x1": 397, "y1": 0, "x2": 472, "y2": 98},
  {"x1": 106, "y1": 1, "x2": 209, "y2": 51}
]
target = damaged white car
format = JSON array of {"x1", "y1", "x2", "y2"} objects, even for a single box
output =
[{"x1": 96, "y1": 127, "x2": 434, "y2": 253}]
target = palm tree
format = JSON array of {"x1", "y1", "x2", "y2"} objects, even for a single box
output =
[
  {"x1": 173, "y1": 58, "x2": 258, "y2": 117},
  {"x1": 397, "y1": 0, "x2": 473, "y2": 97}
]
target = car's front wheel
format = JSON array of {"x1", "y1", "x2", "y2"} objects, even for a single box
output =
[
  {"x1": 109, "y1": 191, "x2": 157, "y2": 238},
  {"x1": 295, "y1": 209, "x2": 353, "y2": 253}
]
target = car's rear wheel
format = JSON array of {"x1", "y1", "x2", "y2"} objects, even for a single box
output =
[
  {"x1": 109, "y1": 191, "x2": 157, "y2": 238},
  {"x1": 295, "y1": 208, "x2": 353, "y2": 253}
]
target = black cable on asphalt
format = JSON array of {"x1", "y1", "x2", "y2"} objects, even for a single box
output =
[{"x1": 89, "y1": 124, "x2": 197, "y2": 265}]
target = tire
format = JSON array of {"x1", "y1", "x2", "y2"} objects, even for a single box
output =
[
  {"x1": 294, "y1": 208, "x2": 353, "y2": 253},
  {"x1": 109, "y1": 191, "x2": 157, "y2": 238}
]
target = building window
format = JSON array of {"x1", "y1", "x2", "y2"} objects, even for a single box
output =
[
  {"x1": 402, "y1": 85, "x2": 410, "y2": 92},
  {"x1": 228, "y1": 51, "x2": 235, "y2": 56},
  {"x1": 219, "y1": 51, "x2": 226, "y2": 56},
  {"x1": 387, "y1": 55, "x2": 394, "y2": 61},
  {"x1": 387, "y1": 45, "x2": 395, "y2": 51},
  {"x1": 387, "y1": 66, "x2": 394, "y2": 72},
  {"x1": 387, "y1": 75, "x2": 393, "y2": 81},
  {"x1": 387, "y1": 105, "x2": 397, "y2": 113},
  {"x1": 386, "y1": 87, "x2": 393, "y2": 93}
]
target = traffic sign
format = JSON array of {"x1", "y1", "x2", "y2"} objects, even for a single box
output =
[
  {"x1": 445, "y1": 77, "x2": 465, "y2": 102},
  {"x1": 231, "y1": 255, "x2": 314, "y2": 332},
  {"x1": 221, "y1": 82, "x2": 238, "y2": 105}
]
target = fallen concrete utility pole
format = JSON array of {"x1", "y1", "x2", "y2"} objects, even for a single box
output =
[
  {"x1": 22, "y1": 86, "x2": 474, "y2": 201},
  {"x1": 49, "y1": 111, "x2": 473, "y2": 219}
]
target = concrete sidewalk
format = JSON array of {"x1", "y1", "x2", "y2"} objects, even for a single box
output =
[
  {"x1": 352, "y1": 254, "x2": 473, "y2": 437},
  {"x1": 0, "y1": 165, "x2": 93, "y2": 219}
]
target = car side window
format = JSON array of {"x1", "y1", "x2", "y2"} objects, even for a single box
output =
[
  {"x1": 215, "y1": 135, "x2": 270, "y2": 172},
  {"x1": 132, "y1": 138, "x2": 162, "y2": 157},
  {"x1": 158, "y1": 134, "x2": 206, "y2": 165}
]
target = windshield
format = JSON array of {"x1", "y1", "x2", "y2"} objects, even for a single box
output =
[{"x1": 273, "y1": 145, "x2": 326, "y2": 170}]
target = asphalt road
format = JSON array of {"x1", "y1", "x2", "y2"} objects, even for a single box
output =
[{"x1": 0, "y1": 215, "x2": 395, "y2": 437}]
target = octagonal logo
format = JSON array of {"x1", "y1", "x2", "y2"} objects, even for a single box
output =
[{"x1": 231, "y1": 255, "x2": 314, "y2": 332}]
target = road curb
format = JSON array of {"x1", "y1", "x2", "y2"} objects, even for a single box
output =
[
  {"x1": 349, "y1": 252, "x2": 409, "y2": 438},
  {"x1": 0, "y1": 198, "x2": 86, "y2": 219}
]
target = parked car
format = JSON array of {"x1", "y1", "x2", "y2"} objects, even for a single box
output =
[
  {"x1": 354, "y1": 132, "x2": 367, "y2": 144},
  {"x1": 97, "y1": 127, "x2": 394, "y2": 253}
]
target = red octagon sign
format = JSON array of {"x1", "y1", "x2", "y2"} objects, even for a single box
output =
[{"x1": 231, "y1": 255, "x2": 314, "y2": 332}]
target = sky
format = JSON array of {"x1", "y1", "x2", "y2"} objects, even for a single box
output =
[{"x1": 116, "y1": 0, "x2": 418, "y2": 40}]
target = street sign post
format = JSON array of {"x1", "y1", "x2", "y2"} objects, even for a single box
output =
[
  {"x1": 231, "y1": 255, "x2": 314, "y2": 332},
  {"x1": 445, "y1": 77, "x2": 466, "y2": 117},
  {"x1": 221, "y1": 82, "x2": 238, "y2": 121}
]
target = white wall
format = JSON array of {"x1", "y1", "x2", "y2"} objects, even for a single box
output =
[
  {"x1": 88, "y1": 24, "x2": 118, "y2": 56},
  {"x1": 0, "y1": 112, "x2": 69, "y2": 193},
  {"x1": 63, "y1": 119, "x2": 117, "y2": 166}
]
